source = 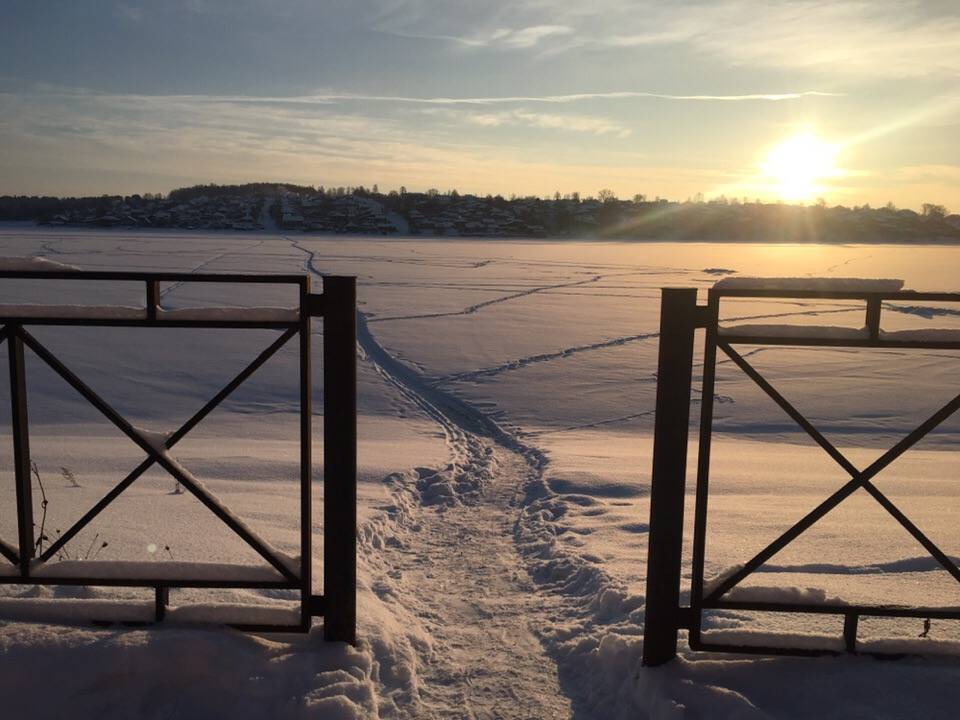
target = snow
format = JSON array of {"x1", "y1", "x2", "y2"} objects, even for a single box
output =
[
  {"x1": 701, "y1": 628, "x2": 847, "y2": 652},
  {"x1": 0, "y1": 304, "x2": 146, "y2": 318},
  {"x1": 723, "y1": 585, "x2": 849, "y2": 605},
  {"x1": 33, "y1": 559, "x2": 286, "y2": 582},
  {"x1": 719, "y1": 323, "x2": 869, "y2": 339},
  {"x1": 158, "y1": 306, "x2": 299, "y2": 322},
  {"x1": 2, "y1": 227, "x2": 960, "y2": 718},
  {"x1": 714, "y1": 276, "x2": 905, "y2": 292},
  {"x1": 0, "y1": 304, "x2": 298, "y2": 321},
  {"x1": 0, "y1": 255, "x2": 79, "y2": 271},
  {"x1": 880, "y1": 328, "x2": 960, "y2": 342}
]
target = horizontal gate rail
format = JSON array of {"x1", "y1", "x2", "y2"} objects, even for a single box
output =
[
  {"x1": 0, "y1": 270, "x2": 356, "y2": 641},
  {"x1": 643, "y1": 285, "x2": 960, "y2": 665}
]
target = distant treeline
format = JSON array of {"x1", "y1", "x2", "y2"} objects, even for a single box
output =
[
  {"x1": 0, "y1": 183, "x2": 310, "y2": 220},
  {"x1": 2, "y1": 182, "x2": 958, "y2": 243},
  {"x1": 166, "y1": 182, "x2": 314, "y2": 203}
]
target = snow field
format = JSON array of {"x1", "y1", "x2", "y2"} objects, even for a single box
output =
[{"x1": 2, "y1": 228, "x2": 960, "y2": 717}]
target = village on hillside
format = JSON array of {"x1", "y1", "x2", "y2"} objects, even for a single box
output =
[{"x1": 2, "y1": 184, "x2": 958, "y2": 242}]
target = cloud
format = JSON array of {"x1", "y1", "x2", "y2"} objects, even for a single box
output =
[
  {"x1": 238, "y1": 90, "x2": 840, "y2": 106},
  {"x1": 374, "y1": 22, "x2": 573, "y2": 49},
  {"x1": 494, "y1": 25, "x2": 573, "y2": 48},
  {"x1": 372, "y1": 0, "x2": 960, "y2": 78},
  {"x1": 446, "y1": 108, "x2": 631, "y2": 137}
]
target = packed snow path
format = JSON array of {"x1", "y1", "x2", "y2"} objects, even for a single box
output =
[
  {"x1": 373, "y1": 448, "x2": 572, "y2": 719},
  {"x1": 290, "y1": 241, "x2": 576, "y2": 716}
]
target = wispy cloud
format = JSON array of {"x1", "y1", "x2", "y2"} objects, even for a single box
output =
[
  {"x1": 436, "y1": 108, "x2": 631, "y2": 137},
  {"x1": 372, "y1": 0, "x2": 960, "y2": 78},
  {"x1": 242, "y1": 90, "x2": 840, "y2": 106},
  {"x1": 431, "y1": 24, "x2": 574, "y2": 48}
]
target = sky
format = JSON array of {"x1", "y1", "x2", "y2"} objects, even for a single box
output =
[{"x1": 1, "y1": 0, "x2": 959, "y2": 209}]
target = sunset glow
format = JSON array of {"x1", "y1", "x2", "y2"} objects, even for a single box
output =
[{"x1": 760, "y1": 132, "x2": 839, "y2": 202}]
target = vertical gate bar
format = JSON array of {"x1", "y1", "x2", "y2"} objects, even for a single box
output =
[
  {"x1": 146, "y1": 280, "x2": 160, "y2": 321},
  {"x1": 300, "y1": 277, "x2": 313, "y2": 628},
  {"x1": 865, "y1": 296, "x2": 881, "y2": 341},
  {"x1": 688, "y1": 291, "x2": 720, "y2": 648},
  {"x1": 155, "y1": 587, "x2": 168, "y2": 622},
  {"x1": 642, "y1": 288, "x2": 699, "y2": 666},
  {"x1": 8, "y1": 327, "x2": 35, "y2": 577},
  {"x1": 843, "y1": 613, "x2": 859, "y2": 653},
  {"x1": 323, "y1": 276, "x2": 357, "y2": 644}
]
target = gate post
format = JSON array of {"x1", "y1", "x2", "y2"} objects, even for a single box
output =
[
  {"x1": 323, "y1": 276, "x2": 357, "y2": 644},
  {"x1": 8, "y1": 327, "x2": 35, "y2": 577},
  {"x1": 642, "y1": 288, "x2": 698, "y2": 666}
]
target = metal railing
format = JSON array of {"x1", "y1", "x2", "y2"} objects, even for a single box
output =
[
  {"x1": 0, "y1": 270, "x2": 356, "y2": 642},
  {"x1": 642, "y1": 286, "x2": 960, "y2": 665}
]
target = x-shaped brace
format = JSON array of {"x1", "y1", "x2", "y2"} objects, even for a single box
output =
[
  {"x1": 8, "y1": 325, "x2": 299, "y2": 581},
  {"x1": 706, "y1": 340, "x2": 960, "y2": 602}
]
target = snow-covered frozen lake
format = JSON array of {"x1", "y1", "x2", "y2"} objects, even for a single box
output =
[{"x1": 2, "y1": 225, "x2": 960, "y2": 719}]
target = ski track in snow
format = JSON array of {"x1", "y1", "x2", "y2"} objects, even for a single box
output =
[
  {"x1": 366, "y1": 271, "x2": 645, "y2": 324},
  {"x1": 13, "y1": 232, "x2": 958, "y2": 718},
  {"x1": 158, "y1": 239, "x2": 266, "y2": 299},
  {"x1": 289, "y1": 237, "x2": 650, "y2": 717},
  {"x1": 433, "y1": 306, "x2": 856, "y2": 385}
]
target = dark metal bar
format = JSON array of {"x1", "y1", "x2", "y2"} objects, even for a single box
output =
[
  {"x1": 0, "y1": 537, "x2": 18, "y2": 565},
  {"x1": 323, "y1": 276, "x2": 357, "y2": 645},
  {"x1": 167, "y1": 328, "x2": 298, "y2": 446},
  {"x1": 860, "y1": 479, "x2": 960, "y2": 584},
  {"x1": 146, "y1": 280, "x2": 160, "y2": 321},
  {"x1": 706, "y1": 373, "x2": 960, "y2": 602},
  {"x1": 299, "y1": 277, "x2": 313, "y2": 628},
  {"x1": 0, "y1": 317, "x2": 298, "y2": 330},
  {"x1": 0, "y1": 270, "x2": 307, "y2": 283},
  {"x1": 8, "y1": 327, "x2": 35, "y2": 577},
  {"x1": 0, "y1": 576, "x2": 296, "y2": 589},
  {"x1": 306, "y1": 293, "x2": 325, "y2": 317},
  {"x1": 642, "y1": 288, "x2": 698, "y2": 666},
  {"x1": 843, "y1": 613, "x2": 859, "y2": 653},
  {"x1": 714, "y1": 289, "x2": 960, "y2": 302},
  {"x1": 688, "y1": 291, "x2": 719, "y2": 650},
  {"x1": 719, "y1": 341, "x2": 859, "y2": 477},
  {"x1": 18, "y1": 328, "x2": 297, "y2": 581},
  {"x1": 719, "y1": 334, "x2": 960, "y2": 350},
  {"x1": 695, "y1": 640, "x2": 838, "y2": 657},
  {"x1": 705, "y1": 477, "x2": 863, "y2": 602},
  {"x1": 227, "y1": 621, "x2": 308, "y2": 633},
  {"x1": 865, "y1": 297, "x2": 881, "y2": 340},
  {"x1": 707, "y1": 599, "x2": 960, "y2": 620},
  {"x1": 155, "y1": 587, "x2": 168, "y2": 621},
  {"x1": 858, "y1": 391, "x2": 960, "y2": 482},
  {"x1": 40, "y1": 328, "x2": 298, "y2": 562}
]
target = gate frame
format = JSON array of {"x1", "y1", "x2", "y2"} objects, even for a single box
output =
[
  {"x1": 643, "y1": 285, "x2": 960, "y2": 665},
  {"x1": 0, "y1": 269, "x2": 356, "y2": 643}
]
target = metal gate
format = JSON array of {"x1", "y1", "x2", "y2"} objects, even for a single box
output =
[
  {"x1": 643, "y1": 285, "x2": 960, "y2": 665},
  {"x1": 0, "y1": 269, "x2": 356, "y2": 642}
]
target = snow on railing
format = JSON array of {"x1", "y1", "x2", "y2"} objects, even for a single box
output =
[
  {"x1": 714, "y1": 277, "x2": 905, "y2": 292},
  {"x1": 0, "y1": 305, "x2": 299, "y2": 322}
]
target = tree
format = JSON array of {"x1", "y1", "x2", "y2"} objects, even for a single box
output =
[
  {"x1": 922, "y1": 203, "x2": 947, "y2": 220},
  {"x1": 597, "y1": 188, "x2": 617, "y2": 203},
  {"x1": 632, "y1": 193, "x2": 646, "y2": 204}
]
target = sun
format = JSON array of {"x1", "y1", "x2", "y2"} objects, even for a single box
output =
[{"x1": 761, "y1": 132, "x2": 839, "y2": 202}]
